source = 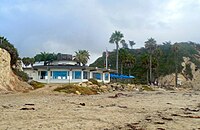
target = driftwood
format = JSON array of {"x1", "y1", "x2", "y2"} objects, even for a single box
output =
[
  {"x1": 20, "y1": 107, "x2": 35, "y2": 110},
  {"x1": 108, "y1": 93, "x2": 129, "y2": 98},
  {"x1": 181, "y1": 107, "x2": 199, "y2": 112},
  {"x1": 162, "y1": 117, "x2": 173, "y2": 121},
  {"x1": 154, "y1": 121, "x2": 165, "y2": 124},
  {"x1": 25, "y1": 103, "x2": 35, "y2": 106},
  {"x1": 171, "y1": 113, "x2": 200, "y2": 118},
  {"x1": 118, "y1": 105, "x2": 128, "y2": 109},
  {"x1": 157, "y1": 128, "x2": 165, "y2": 130}
]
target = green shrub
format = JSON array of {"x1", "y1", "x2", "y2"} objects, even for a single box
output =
[
  {"x1": 29, "y1": 81, "x2": 45, "y2": 89},
  {"x1": 13, "y1": 69, "x2": 29, "y2": 82},
  {"x1": 142, "y1": 85, "x2": 154, "y2": 91},
  {"x1": 54, "y1": 84, "x2": 97, "y2": 95},
  {"x1": 0, "y1": 36, "x2": 19, "y2": 66},
  {"x1": 88, "y1": 78, "x2": 99, "y2": 86}
]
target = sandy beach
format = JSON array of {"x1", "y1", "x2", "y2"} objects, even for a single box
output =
[{"x1": 0, "y1": 89, "x2": 200, "y2": 130}]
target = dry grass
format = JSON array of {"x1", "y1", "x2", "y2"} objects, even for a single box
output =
[
  {"x1": 29, "y1": 81, "x2": 45, "y2": 89},
  {"x1": 142, "y1": 85, "x2": 154, "y2": 91}
]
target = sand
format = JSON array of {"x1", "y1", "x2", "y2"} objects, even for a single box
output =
[{"x1": 0, "y1": 89, "x2": 200, "y2": 130}]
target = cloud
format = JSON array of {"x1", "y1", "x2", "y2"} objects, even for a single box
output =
[{"x1": 0, "y1": 0, "x2": 200, "y2": 64}]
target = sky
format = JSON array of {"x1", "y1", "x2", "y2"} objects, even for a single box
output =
[{"x1": 0, "y1": 0, "x2": 200, "y2": 64}]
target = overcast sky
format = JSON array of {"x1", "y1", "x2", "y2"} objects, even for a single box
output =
[{"x1": 1, "y1": 0, "x2": 200, "y2": 64}]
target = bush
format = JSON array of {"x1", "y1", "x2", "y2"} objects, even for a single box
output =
[
  {"x1": 142, "y1": 85, "x2": 154, "y2": 91},
  {"x1": 0, "y1": 37, "x2": 19, "y2": 66},
  {"x1": 29, "y1": 81, "x2": 45, "y2": 89},
  {"x1": 88, "y1": 78, "x2": 99, "y2": 86},
  {"x1": 13, "y1": 69, "x2": 29, "y2": 82},
  {"x1": 54, "y1": 84, "x2": 97, "y2": 95}
]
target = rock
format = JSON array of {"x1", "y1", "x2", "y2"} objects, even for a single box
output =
[
  {"x1": 79, "y1": 103, "x2": 85, "y2": 106},
  {"x1": 75, "y1": 91, "x2": 81, "y2": 95},
  {"x1": 0, "y1": 48, "x2": 32, "y2": 92},
  {"x1": 127, "y1": 84, "x2": 135, "y2": 91},
  {"x1": 87, "y1": 81, "x2": 93, "y2": 85},
  {"x1": 99, "y1": 85, "x2": 108, "y2": 92},
  {"x1": 80, "y1": 83, "x2": 87, "y2": 87},
  {"x1": 88, "y1": 84, "x2": 99, "y2": 89}
]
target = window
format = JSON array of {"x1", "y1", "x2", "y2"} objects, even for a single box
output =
[
  {"x1": 40, "y1": 71, "x2": 47, "y2": 79},
  {"x1": 83, "y1": 71, "x2": 88, "y2": 79},
  {"x1": 72, "y1": 71, "x2": 81, "y2": 79},
  {"x1": 52, "y1": 71, "x2": 68, "y2": 79},
  {"x1": 105, "y1": 73, "x2": 109, "y2": 80},
  {"x1": 93, "y1": 72, "x2": 102, "y2": 80}
]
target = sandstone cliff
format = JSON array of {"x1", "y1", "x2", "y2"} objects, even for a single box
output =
[
  {"x1": 0, "y1": 48, "x2": 31, "y2": 92},
  {"x1": 159, "y1": 57, "x2": 200, "y2": 90}
]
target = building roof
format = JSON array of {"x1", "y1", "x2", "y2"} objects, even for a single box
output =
[{"x1": 31, "y1": 65, "x2": 116, "y2": 73}]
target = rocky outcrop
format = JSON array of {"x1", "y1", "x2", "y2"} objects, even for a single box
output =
[
  {"x1": 0, "y1": 48, "x2": 31, "y2": 92},
  {"x1": 77, "y1": 81, "x2": 138, "y2": 92},
  {"x1": 159, "y1": 57, "x2": 200, "y2": 90},
  {"x1": 182, "y1": 57, "x2": 200, "y2": 90}
]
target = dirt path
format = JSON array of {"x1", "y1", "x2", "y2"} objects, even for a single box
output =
[{"x1": 0, "y1": 90, "x2": 199, "y2": 130}]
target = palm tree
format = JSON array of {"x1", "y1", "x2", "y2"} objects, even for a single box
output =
[
  {"x1": 34, "y1": 52, "x2": 55, "y2": 65},
  {"x1": 74, "y1": 50, "x2": 90, "y2": 66},
  {"x1": 129, "y1": 41, "x2": 136, "y2": 49},
  {"x1": 145, "y1": 38, "x2": 157, "y2": 84},
  {"x1": 121, "y1": 39, "x2": 128, "y2": 49},
  {"x1": 22, "y1": 57, "x2": 31, "y2": 66},
  {"x1": 125, "y1": 53, "x2": 135, "y2": 76},
  {"x1": 109, "y1": 31, "x2": 124, "y2": 73},
  {"x1": 22, "y1": 57, "x2": 35, "y2": 66},
  {"x1": 40, "y1": 52, "x2": 51, "y2": 65},
  {"x1": 119, "y1": 48, "x2": 135, "y2": 75},
  {"x1": 119, "y1": 48, "x2": 128, "y2": 74},
  {"x1": 154, "y1": 47, "x2": 162, "y2": 83},
  {"x1": 141, "y1": 53, "x2": 149, "y2": 84}
]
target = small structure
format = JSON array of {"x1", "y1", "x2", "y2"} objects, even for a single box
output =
[{"x1": 23, "y1": 54, "x2": 115, "y2": 84}]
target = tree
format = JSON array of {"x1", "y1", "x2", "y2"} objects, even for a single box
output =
[
  {"x1": 129, "y1": 41, "x2": 136, "y2": 49},
  {"x1": 154, "y1": 47, "x2": 162, "y2": 82},
  {"x1": 121, "y1": 39, "x2": 128, "y2": 49},
  {"x1": 22, "y1": 57, "x2": 35, "y2": 66},
  {"x1": 125, "y1": 53, "x2": 135, "y2": 76},
  {"x1": 0, "y1": 36, "x2": 19, "y2": 67},
  {"x1": 109, "y1": 31, "x2": 124, "y2": 73},
  {"x1": 141, "y1": 53, "x2": 149, "y2": 84},
  {"x1": 119, "y1": 48, "x2": 128, "y2": 74},
  {"x1": 34, "y1": 52, "x2": 57, "y2": 65},
  {"x1": 119, "y1": 48, "x2": 135, "y2": 75},
  {"x1": 22, "y1": 57, "x2": 31, "y2": 66},
  {"x1": 74, "y1": 50, "x2": 90, "y2": 66},
  {"x1": 145, "y1": 38, "x2": 157, "y2": 84},
  {"x1": 173, "y1": 43, "x2": 179, "y2": 87}
]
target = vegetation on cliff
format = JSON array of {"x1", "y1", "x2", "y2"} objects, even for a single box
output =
[
  {"x1": 0, "y1": 36, "x2": 28, "y2": 82},
  {"x1": 90, "y1": 41, "x2": 200, "y2": 84}
]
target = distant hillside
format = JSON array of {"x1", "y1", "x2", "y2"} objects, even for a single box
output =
[{"x1": 90, "y1": 42, "x2": 200, "y2": 84}]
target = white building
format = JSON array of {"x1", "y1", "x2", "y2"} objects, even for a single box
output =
[{"x1": 23, "y1": 54, "x2": 114, "y2": 83}]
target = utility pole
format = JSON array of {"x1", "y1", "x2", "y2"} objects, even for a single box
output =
[
  {"x1": 150, "y1": 52, "x2": 152, "y2": 85},
  {"x1": 106, "y1": 49, "x2": 108, "y2": 69}
]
